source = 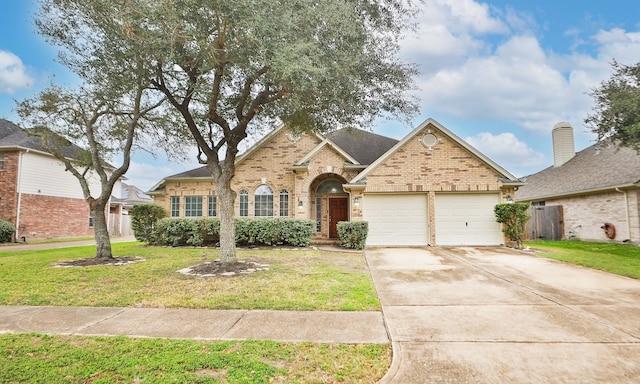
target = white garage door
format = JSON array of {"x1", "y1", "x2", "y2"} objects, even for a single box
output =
[
  {"x1": 364, "y1": 194, "x2": 429, "y2": 246},
  {"x1": 434, "y1": 193, "x2": 502, "y2": 246}
]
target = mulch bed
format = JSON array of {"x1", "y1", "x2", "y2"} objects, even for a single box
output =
[
  {"x1": 53, "y1": 257, "x2": 145, "y2": 268},
  {"x1": 179, "y1": 260, "x2": 270, "y2": 277}
]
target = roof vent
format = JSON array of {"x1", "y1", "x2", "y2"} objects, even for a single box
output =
[{"x1": 552, "y1": 122, "x2": 575, "y2": 167}]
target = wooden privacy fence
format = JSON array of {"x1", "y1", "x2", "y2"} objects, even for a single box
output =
[{"x1": 525, "y1": 205, "x2": 564, "y2": 241}]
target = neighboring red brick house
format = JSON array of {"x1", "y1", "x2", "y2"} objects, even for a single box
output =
[
  {"x1": 0, "y1": 119, "x2": 128, "y2": 241},
  {"x1": 149, "y1": 118, "x2": 521, "y2": 246}
]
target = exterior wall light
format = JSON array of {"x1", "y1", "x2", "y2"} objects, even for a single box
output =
[
  {"x1": 354, "y1": 197, "x2": 360, "y2": 207},
  {"x1": 506, "y1": 195, "x2": 513, "y2": 203},
  {"x1": 298, "y1": 200, "x2": 303, "y2": 211}
]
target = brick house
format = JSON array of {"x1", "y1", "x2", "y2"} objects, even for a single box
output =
[
  {"x1": 517, "y1": 122, "x2": 640, "y2": 243},
  {"x1": 148, "y1": 118, "x2": 522, "y2": 246},
  {"x1": 0, "y1": 119, "x2": 126, "y2": 241}
]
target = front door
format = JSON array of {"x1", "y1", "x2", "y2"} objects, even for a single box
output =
[{"x1": 329, "y1": 198, "x2": 348, "y2": 238}]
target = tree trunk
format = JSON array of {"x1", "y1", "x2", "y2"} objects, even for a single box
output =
[
  {"x1": 215, "y1": 168, "x2": 237, "y2": 264},
  {"x1": 92, "y1": 203, "x2": 113, "y2": 259}
]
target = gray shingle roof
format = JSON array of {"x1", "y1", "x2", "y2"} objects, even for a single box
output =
[
  {"x1": 165, "y1": 166, "x2": 212, "y2": 179},
  {"x1": 325, "y1": 128, "x2": 398, "y2": 165},
  {"x1": 516, "y1": 142, "x2": 640, "y2": 201},
  {"x1": 0, "y1": 119, "x2": 83, "y2": 159},
  {"x1": 159, "y1": 128, "x2": 399, "y2": 181}
]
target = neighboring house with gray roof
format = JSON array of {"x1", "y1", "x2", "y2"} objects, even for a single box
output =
[
  {"x1": 0, "y1": 119, "x2": 131, "y2": 241},
  {"x1": 149, "y1": 118, "x2": 521, "y2": 246},
  {"x1": 516, "y1": 122, "x2": 640, "y2": 243}
]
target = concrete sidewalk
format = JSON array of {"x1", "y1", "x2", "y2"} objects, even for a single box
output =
[
  {"x1": 0, "y1": 235, "x2": 137, "y2": 252},
  {"x1": 0, "y1": 306, "x2": 388, "y2": 344}
]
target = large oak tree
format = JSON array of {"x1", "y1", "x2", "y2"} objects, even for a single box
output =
[
  {"x1": 586, "y1": 60, "x2": 640, "y2": 150},
  {"x1": 36, "y1": 0, "x2": 420, "y2": 263}
]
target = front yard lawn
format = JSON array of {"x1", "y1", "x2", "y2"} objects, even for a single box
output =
[
  {"x1": 0, "y1": 242, "x2": 388, "y2": 383},
  {"x1": 0, "y1": 242, "x2": 379, "y2": 311},
  {"x1": 525, "y1": 240, "x2": 640, "y2": 279}
]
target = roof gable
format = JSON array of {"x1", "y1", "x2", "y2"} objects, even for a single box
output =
[
  {"x1": 351, "y1": 118, "x2": 518, "y2": 183},
  {"x1": 517, "y1": 142, "x2": 640, "y2": 201},
  {"x1": 295, "y1": 136, "x2": 359, "y2": 166}
]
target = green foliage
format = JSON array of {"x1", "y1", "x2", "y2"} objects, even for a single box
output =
[
  {"x1": 0, "y1": 220, "x2": 15, "y2": 243},
  {"x1": 337, "y1": 221, "x2": 369, "y2": 250},
  {"x1": 34, "y1": 0, "x2": 421, "y2": 262},
  {"x1": 236, "y1": 218, "x2": 315, "y2": 247},
  {"x1": 153, "y1": 218, "x2": 201, "y2": 247},
  {"x1": 586, "y1": 60, "x2": 640, "y2": 151},
  {"x1": 152, "y1": 218, "x2": 314, "y2": 247},
  {"x1": 494, "y1": 203, "x2": 530, "y2": 249},
  {"x1": 130, "y1": 204, "x2": 166, "y2": 243}
]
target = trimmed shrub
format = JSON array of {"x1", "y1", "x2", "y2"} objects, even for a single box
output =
[
  {"x1": 236, "y1": 218, "x2": 315, "y2": 247},
  {"x1": 0, "y1": 219, "x2": 15, "y2": 243},
  {"x1": 152, "y1": 217, "x2": 314, "y2": 247},
  {"x1": 130, "y1": 204, "x2": 166, "y2": 243},
  {"x1": 152, "y1": 218, "x2": 200, "y2": 247},
  {"x1": 337, "y1": 221, "x2": 368, "y2": 249},
  {"x1": 494, "y1": 202, "x2": 530, "y2": 249}
]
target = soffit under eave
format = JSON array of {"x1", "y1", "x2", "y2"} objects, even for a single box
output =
[{"x1": 515, "y1": 183, "x2": 640, "y2": 202}]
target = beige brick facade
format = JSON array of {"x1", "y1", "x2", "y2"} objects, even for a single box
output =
[
  {"x1": 540, "y1": 189, "x2": 640, "y2": 242},
  {"x1": 151, "y1": 119, "x2": 519, "y2": 243}
]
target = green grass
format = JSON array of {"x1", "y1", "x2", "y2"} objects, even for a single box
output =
[
  {"x1": 0, "y1": 242, "x2": 379, "y2": 310},
  {"x1": 0, "y1": 242, "x2": 389, "y2": 382},
  {"x1": 525, "y1": 240, "x2": 640, "y2": 279},
  {"x1": 0, "y1": 333, "x2": 390, "y2": 383}
]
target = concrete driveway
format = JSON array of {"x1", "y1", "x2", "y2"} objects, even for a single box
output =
[{"x1": 366, "y1": 247, "x2": 640, "y2": 383}]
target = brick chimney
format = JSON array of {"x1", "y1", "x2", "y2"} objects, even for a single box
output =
[{"x1": 552, "y1": 122, "x2": 575, "y2": 167}]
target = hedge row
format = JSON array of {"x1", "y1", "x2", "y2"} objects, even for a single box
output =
[{"x1": 149, "y1": 217, "x2": 316, "y2": 247}]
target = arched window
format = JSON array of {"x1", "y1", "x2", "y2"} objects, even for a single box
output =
[
  {"x1": 316, "y1": 179, "x2": 345, "y2": 194},
  {"x1": 254, "y1": 185, "x2": 273, "y2": 217},
  {"x1": 239, "y1": 190, "x2": 249, "y2": 217},
  {"x1": 279, "y1": 189, "x2": 289, "y2": 217}
]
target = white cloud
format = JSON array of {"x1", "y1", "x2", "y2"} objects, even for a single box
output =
[
  {"x1": 0, "y1": 50, "x2": 34, "y2": 94},
  {"x1": 465, "y1": 132, "x2": 547, "y2": 176},
  {"x1": 401, "y1": 1, "x2": 640, "y2": 137}
]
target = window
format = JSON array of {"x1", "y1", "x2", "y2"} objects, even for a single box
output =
[
  {"x1": 184, "y1": 196, "x2": 203, "y2": 217},
  {"x1": 170, "y1": 196, "x2": 180, "y2": 217},
  {"x1": 0, "y1": 152, "x2": 4, "y2": 170},
  {"x1": 316, "y1": 179, "x2": 344, "y2": 194},
  {"x1": 208, "y1": 195, "x2": 217, "y2": 217},
  {"x1": 279, "y1": 190, "x2": 289, "y2": 217},
  {"x1": 239, "y1": 190, "x2": 249, "y2": 217},
  {"x1": 254, "y1": 185, "x2": 274, "y2": 217},
  {"x1": 315, "y1": 197, "x2": 322, "y2": 232}
]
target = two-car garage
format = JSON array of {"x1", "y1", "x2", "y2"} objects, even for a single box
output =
[{"x1": 363, "y1": 193, "x2": 503, "y2": 247}]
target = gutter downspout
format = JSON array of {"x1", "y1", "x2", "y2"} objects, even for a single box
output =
[
  {"x1": 15, "y1": 151, "x2": 25, "y2": 242},
  {"x1": 615, "y1": 188, "x2": 632, "y2": 242}
]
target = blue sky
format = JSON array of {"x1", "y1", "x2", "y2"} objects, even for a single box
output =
[{"x1": 1, "y1": 0, "x2": 640, "y2": 191}]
